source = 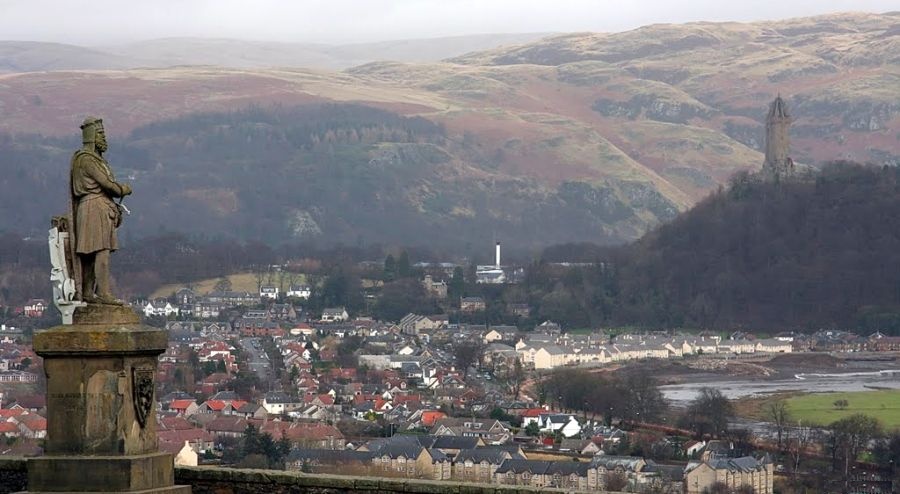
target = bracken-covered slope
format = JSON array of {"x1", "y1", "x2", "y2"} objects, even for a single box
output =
[
  {"x1": 0, "y1": 13, "x2": 897, "y2": 250},
  {"x1": 448, "y1": 12, "x2": 900, "y2": 173}
]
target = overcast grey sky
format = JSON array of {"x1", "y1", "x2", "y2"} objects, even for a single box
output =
[{"x1": 1, "y1": 0, "x2": 896, "y2": 46}]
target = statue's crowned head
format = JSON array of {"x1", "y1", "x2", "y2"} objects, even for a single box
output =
[{"x1": 81, "y1": 116, "x2": 107, "y2": 153}]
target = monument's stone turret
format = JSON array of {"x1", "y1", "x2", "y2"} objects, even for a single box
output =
[
  {"x1": 23, "y1": 118, "x2": 189, "y2": 494},
  {"x1": 762, "y1": 95, "x2": 795, "y2": 179}
]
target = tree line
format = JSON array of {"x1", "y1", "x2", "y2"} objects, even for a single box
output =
[
  {"x1": 7, "y1": 160, "x2": 900, "y2": 335},
  {"x1": 536, "y1": 368, "x2": 669, "y2": 425}
]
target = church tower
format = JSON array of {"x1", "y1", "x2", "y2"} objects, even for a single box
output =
[{"x1": 763, "y1": 95, "x2": 794, "y2": 179}]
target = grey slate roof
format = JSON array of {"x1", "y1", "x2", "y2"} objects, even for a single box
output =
[
  {"x1": 546, "y1": 462, "x2": 592, "y2": 476},
  {"x1": 591, "y1": 455, "x2": 647, "y2": 472},
  {"x1": 426, "y1": 448, "x2": 449, "y2": 463},
  {"x1": 707, "y1": 456, "x2": 765, "y2": 472},
  {"x1": 209, "y1": 391, "x2": 239, "y2": 401},
  {"x1": 264, "y1": 391, "x2": 293, "y2": 404},
  {"x1": 371, "y1": 441, "x2": 424, "y2": 460},
  {"x1": 236, "y1": 402, "x2": 263, "y2": 414},
  {"x1": 495, "y1": 459, "x2": 553, "y2": 475},
  {"x1": 546, "y1": 413, "x2": 575, "y2": 424},
  {"x1": 430, "y1": 436, "x2": 481, "y2": 451},
  {"x1": 479, "y1": 444, "x2": 526, "y2": 459},
  {"x1": 455, "y1": 448, "x2": 509, "y2": 464}
]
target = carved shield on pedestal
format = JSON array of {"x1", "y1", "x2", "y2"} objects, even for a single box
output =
[{"x1": 132, "y1": 368, "x2": 154, "y2": 428}]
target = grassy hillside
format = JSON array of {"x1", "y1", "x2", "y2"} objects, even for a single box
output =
[{"x1": 150, "y1": 272, "x2": 261, "y2": 299}]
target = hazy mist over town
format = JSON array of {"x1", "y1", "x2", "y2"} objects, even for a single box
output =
[{"x1": 1, "y1": 2, "x2": 899, "y2": 493}]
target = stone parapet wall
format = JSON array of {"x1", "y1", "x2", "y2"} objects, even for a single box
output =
[
  {"x1": 176, "y1": 466, "x2": 569, "y2": 493},
  {"x1": 0, "y1": 458, "x2": 625, "y2": 494},
  {"x1": 0, "y1": 457, "x2": 27, "y2": 494}
]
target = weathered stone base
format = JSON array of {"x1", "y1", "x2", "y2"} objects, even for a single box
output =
[
  {"x1": 72, "y1": 304, "x2": 142, "y2": 326},
  {"x1": 28, "y1": 453, "x2": 177, "y2": 492},
  {"x1": 33, "y1": 314, "x2": 166, "y2": 457},
  {"x1": 26, "y1": 305, "x2": 188, "y2": 494}
]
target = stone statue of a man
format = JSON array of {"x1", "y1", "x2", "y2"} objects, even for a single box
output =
[{"x1": 70, "y1": 117, "x2": 132, "y2": 304}]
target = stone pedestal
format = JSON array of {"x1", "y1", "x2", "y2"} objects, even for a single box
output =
[{"x1": 25, "y1": 305, "x2": 190, "y2": 494}]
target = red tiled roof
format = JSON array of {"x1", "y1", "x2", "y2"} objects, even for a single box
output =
[
  {"x1": 201, "y1": 373, "x2": 231, "y2": 384},
  {"x1": 158, "y1": 428, "x2": 213, "y2": 444},
  {"x1": 18, "y1": 417, "x2": 46, "y2": 431},
  {"x1": 12, "y1": 395, "x2": 45, "y2": 409},
  {"x1": 160, "y1": 416, "x2": 194, "y2": 430},
  {"x1": 281, "y1": 423, "x2": 344, "y2": 442},
  {"x1": 421, "y1": 410, "x2": 447, "y2": 427},
  {"x1": 228, "y1": 400, "x2": 248, "y2": 410},
  {"x1": 170, "y1": 399, "x2": 195, "y2": 410},
  {"x1": 394, "y1": 394, "x2": 421, "y2": 404},
  {"x1": 205, "y1": 415, "x2": 248, "y2": 433},
  {"x1": 0, "y1": 409, "x2": 27, "y2": 419},
  {"x1": 203, "y1": 400, "x2": 227, "y2": 411},
  {"x1": 0, "y1": 422, "x2": 19, "y2": 433},
  {"x1": 158, "y1": 439, "x2": 188, "y2": 455}
]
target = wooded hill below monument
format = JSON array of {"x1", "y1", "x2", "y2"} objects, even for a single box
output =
[
  {"x1": 582, "y1": 163, "x2": 900, "y2": 332},
  {"x1": 0, "y1": 12, "x2": 898, "y2": 249}
]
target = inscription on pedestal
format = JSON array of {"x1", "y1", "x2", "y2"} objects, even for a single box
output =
[{"x1": 86, "y1": 370, "x2": 122, "y2": 451}]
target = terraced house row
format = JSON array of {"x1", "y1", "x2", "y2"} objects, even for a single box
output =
[
  {"x1": 285, "y1": 434, "x2": 662, "y2": 491},
  {"x1": 511, "y1": 334, "x2": 792, "y2": 370}
]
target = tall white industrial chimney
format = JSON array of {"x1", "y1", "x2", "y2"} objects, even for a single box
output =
[{"x1": 495, "y1": 241, "x2": 501, "y2": 268}]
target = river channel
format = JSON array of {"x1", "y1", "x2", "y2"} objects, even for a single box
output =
[{"x1": 660, "y1": 369, "x2": 900, "y2": 405}]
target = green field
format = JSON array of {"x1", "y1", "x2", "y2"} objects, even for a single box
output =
[
  {"x1": 785, "y1": 389, "x2": 900, "y2": 430},
  {"x1": 150, "y1": 272, "x2": 307, "y2": 299}
]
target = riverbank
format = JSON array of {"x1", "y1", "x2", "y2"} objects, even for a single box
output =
[{"x1": 654, "y1": 352, "x2": 900, "y2": 409}]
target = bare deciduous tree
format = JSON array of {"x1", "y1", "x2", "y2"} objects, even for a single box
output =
[
  {"x1": 452, "y1": 340, "x2": 485, "y2": 379},
  {"x1": 605, "y1": 471, "x2": 628, "y2": 491},
  {"x1": 766, "y1": 400, "x2": 791, "y2": 449},
  {"x1": 787, "y1": 421, "x2": 813, "y2": 475}
]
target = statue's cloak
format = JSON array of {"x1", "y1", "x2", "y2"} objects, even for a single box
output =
[{"x1": 70, "y1": 149, "x2": 122, "y2": 255}]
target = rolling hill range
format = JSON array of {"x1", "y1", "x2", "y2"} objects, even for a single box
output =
[{"x1": 0, "y1": 12, "x2": 897, "y2": 250}]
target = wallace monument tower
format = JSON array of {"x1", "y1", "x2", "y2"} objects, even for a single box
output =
[
  {"x1": 762, "y1": 95, "x2": 795, "y2": 180},
  {"x1": 24, "y1": 117, "x2": 189, "y2": 494}
]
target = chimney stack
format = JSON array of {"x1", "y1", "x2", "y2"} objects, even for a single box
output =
[{"x1": 495, "y1": 241, "x2": 501, "y2": 268}]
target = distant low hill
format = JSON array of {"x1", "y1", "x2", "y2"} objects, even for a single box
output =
[
  {"x1": 0, "y1": 33, "x2": 552, "y2": 72},
  {"x1": 0, "y1": 13, "x2": 898, "y2": 249},
  {"x1": 0, "y1": 41, "x2": 137, "y2": 72}
]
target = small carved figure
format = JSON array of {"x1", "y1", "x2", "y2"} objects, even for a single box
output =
[
  {"x1": 49, "y1": 216, "x2": 86, "y2": 324},
  {"x1": 70, "y1": 117, "x2": 132, "y2": 304}
]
